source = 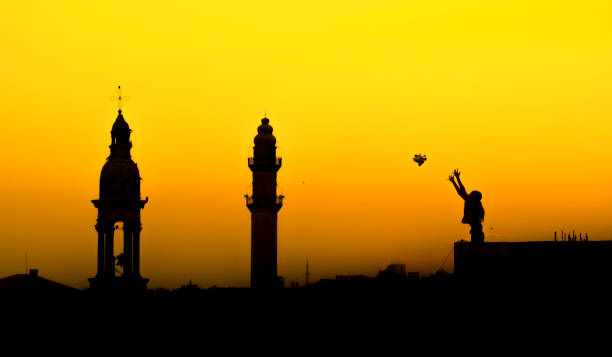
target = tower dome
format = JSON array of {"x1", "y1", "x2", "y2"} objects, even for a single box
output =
[
  {"x1": 99, "y1": 158, "x2": 141, "y2": 199},
  {"x1": 99, "y1": 110, "x2": 141, "y2": 199}
]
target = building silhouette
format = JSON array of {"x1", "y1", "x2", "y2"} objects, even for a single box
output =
[
  {"x1": 0, "y1": 269, "x2": 79, "y2": 296},
  {"x1": 246, "y1": 117, "x2": 284, "y2": 288},
  {"x1": 454, "y1": 239, "x2": 612, "y2": 283},
  {"x1": 89, "y1": 109, "x2": 149, "y2": 290}
]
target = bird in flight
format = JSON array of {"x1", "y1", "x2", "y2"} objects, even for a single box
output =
[{"x1": 413, "y1": 154, "x2": 427, "y2": 166}]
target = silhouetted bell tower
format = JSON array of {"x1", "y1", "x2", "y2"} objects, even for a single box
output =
[
  {"x1": 89, "y1": 109, "x2": 149, "y2": 290},
  {"x1": 246, "y1": 117, "x2": 284, "y2": 288}
]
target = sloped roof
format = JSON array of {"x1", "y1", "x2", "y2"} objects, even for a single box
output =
[{"x1": 0, "y1": 272, "x2": 80, "y2": 295}]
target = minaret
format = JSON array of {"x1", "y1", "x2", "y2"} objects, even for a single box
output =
[
  {"x1": 89, "y1": 109, "x2": 148, "y2": 290},
  {"x1": 305, "y1": 259, "x2": 310, "y2": 286},
  {"x1": 246, "y1": 117, "x2": 284, "y2": 288}
]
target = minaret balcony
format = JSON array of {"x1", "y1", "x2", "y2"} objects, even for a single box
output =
[
  {"x1": 275, "y1": 194, "x2": 284, "y2": 212},
  {"x1": 276, "y1": 195, "x2": 285, "y2": 206},
  {"x1": 245, "y1": 195, "x2": 285, "y2": 211},
  {"x1": 248, "y1": 157, "x2": 282, "y2": 171}
]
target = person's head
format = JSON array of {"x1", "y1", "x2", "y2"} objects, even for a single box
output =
[{"x1": 469, "y1": 190, "x2": 482, "y2": 201}]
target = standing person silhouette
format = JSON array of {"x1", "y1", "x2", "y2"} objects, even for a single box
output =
[{"x1": 448, "y1": 169, "x2": 485, "y2": 244}]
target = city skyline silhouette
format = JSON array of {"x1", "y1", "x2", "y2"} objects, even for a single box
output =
[
  {"x1": 0, "y1": 103, "x2": 608, "y2": 291},
  {"x1": 1, "y1": 1, "x2": 612, "y2": 290}
]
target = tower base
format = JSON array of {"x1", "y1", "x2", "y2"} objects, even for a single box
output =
[{"x1": 88, "y1": 275, "x2": 149, "y2": 292}]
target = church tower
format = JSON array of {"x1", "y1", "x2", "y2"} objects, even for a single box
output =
[
  {"x1": 89, "y1": 109, "x2": 148, "y2": 290},
  {"x1": 246, "y1": 117, "x2": 284, "y2": 288}
]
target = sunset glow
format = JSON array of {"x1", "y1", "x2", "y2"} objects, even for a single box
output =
[{"x1": 1, "y1": 0, "x2": 611, "y2": 288}]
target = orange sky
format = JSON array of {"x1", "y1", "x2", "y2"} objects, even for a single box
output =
[{"x1": 1, "y1": 1, "x2": 611, "y2": 288}]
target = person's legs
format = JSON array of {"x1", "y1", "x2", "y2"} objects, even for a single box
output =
[{"x1": 470, "y1": 223, "x2": 484, "y2": 244}]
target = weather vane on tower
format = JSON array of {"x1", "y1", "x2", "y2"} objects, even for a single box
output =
[{"x1": 110, "y1": 85, "x2": 130, "y2": 110}]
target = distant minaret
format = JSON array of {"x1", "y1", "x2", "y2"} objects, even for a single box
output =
[
  {"x1": 89, "y1": 106, "x2": 148, "y2": 290},
  {"x1": 246, "y1": 117, "x2": 284, "y2": 288},
  {"x1": 305, "y1": 259, "x2": 310, "y2": 286}
]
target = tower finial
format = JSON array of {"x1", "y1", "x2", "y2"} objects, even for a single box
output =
[{"x1": 110, "y1": 85, "x2": 130, "y2": 111}]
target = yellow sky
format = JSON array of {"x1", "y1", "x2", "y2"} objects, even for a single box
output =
[{"x1": 0, "y1": 0, "x2": 611, "y2": 288}]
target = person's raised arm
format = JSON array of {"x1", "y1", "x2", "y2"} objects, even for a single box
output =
[
  {"x1": 448, "y1": 175, "x2": 464, "y2": 199},
  {"x1": 452, "y1": 169, "x2": 468, "y2": 200}
]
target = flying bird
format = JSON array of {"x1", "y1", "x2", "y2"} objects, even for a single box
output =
[{"x1": 413, "y1": 154, "x2": 427, "y2": 166}]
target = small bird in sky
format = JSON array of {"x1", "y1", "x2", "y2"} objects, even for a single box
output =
[{"x1": 413, "y1": 154, "x2": 427, "y2": 166}]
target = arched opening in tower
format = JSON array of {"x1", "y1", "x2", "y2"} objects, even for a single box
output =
[{"x1": 113, "y1": 221, "x2": 126, "y2": 276}]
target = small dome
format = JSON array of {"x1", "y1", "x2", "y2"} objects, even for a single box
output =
[
  {"x1": 254, "y1": 117, "x2": 276, "y2": 146},
  {"x1": 100, "y1": 158, "x2": 141, "y2": 199}
]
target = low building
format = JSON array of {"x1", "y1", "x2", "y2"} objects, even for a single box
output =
[
  {"x1": 454, "y1": 240, "x2": 612, "y2": 283},
  {"x1": 0, "y1": 269, "x2": 80, "y2": 296}
]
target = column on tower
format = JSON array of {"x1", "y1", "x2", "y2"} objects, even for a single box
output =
[
  {"x1": 104, "y1": 224, "x2": 115, "y2": 277},
  {"x1": 96, "y1": 224, "x2": 105, "y2": 276},
  {"x1": 132, "y1": 224, "x2": 142, "y2": 276},
  {"x1": 123, "y1": 224, "x2": 134, "y2": 276}
]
